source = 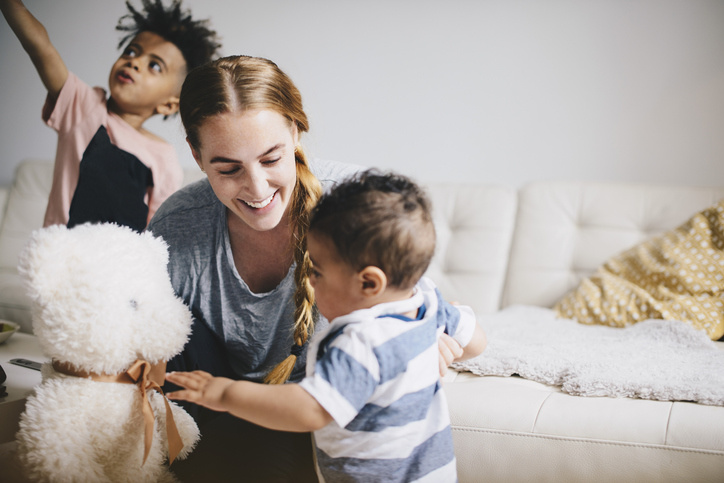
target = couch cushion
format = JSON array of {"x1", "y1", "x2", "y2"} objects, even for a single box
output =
[
  {"x1": 0, "y1": 160, "x2": 52, "y2": 272},
  {"x1": 446, "y1": 369, "x2": 724, "y2": 482},
  {"x1": 502, "y1": 181, "x2": 724, "y2": 308},
  {"x1": 0, "y1": 160, "x2": 52, "y2": 331},
  {"x1": 555, "y1": 199, "x2": 724, "y2": 339},
  {"x1": 424, "y1": 183, "x2": 517, "y2": 315}
]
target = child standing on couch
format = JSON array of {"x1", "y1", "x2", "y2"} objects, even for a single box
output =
[
  {"x1": 166, "y1": 170, "x2": 487, "y2": 482},
  {"x1": 0, "y1": 0, "x2": 220, "y2": 231}
]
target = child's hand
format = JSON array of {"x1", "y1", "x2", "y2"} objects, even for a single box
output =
[
  {"x1": 165, "y1": 370, "x2": 235, "y2": 413},
  {"x1": 438, "y1": 333, "x2": 463, "y2": 376}
]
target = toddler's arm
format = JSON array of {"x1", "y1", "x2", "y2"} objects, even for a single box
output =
[
  {"x1": 437, "y1": 301, "x2": 488, "y2": 374},
  {"x1": 457, "y1": 323, "x2": 486, "y2": 361},
  {"x1": 166, "y1": 370, "x2": 333, "y2": 432},
  {"x1": 0, "y1": 0, "x2": 68, "y2": 100},
  {"x1": 438, "y1": 333, "x2": 463, "y2": 375}
]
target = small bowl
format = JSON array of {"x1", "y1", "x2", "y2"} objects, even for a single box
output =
[{"x1": 0, "y1": 321, "x2": 19, "y2": 344}]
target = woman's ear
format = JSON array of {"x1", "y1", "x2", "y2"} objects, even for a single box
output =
[
  {"x1": 358, "y1": 266, "x2": 387, "y2": 297},
  {"x1": 187, "y1": 138, "x2": 204, "y2": 172},
  {"x1": 291, "y1": 122, "x2": 299, "y2": 148}
]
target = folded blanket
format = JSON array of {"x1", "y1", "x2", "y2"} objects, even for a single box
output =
[{"x1": 453, "y1": 305, "x2": 724, "y2": 406}]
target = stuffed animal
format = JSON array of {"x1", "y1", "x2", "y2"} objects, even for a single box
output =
[{"x1": 15, "y1": 223, "x2": 199, "y2": 482}]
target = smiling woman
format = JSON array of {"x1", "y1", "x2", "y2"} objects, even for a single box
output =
[{"x1": 146, "y1": 55, "x2": 359, "y2": 481}]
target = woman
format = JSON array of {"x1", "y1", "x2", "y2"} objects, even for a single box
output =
[{"x1": 148, "y1": 55, "x2": 464, "y2": 481}]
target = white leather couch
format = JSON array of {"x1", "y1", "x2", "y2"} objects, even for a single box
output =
[{"x1": 1, "y1": 159, "x2": 723, "y2": 482}]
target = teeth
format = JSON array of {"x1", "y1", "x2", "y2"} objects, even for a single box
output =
[{"x1": 244, "y1": 193, "x2": 274, "y2": 209}]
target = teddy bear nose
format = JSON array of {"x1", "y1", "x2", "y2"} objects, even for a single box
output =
[{"x1": 130, "y1": 299, "x2": 138, "y2": 310}]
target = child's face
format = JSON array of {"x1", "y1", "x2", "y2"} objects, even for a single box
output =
[
  {"x1": 108, "y1": 31, "x2": 186, "y2": 118},
  {"x1": 190, "y1": 109, "x2": 299, "y2": 233},
  {"x1": 308, "y1": 232, "x2": 367, "y2": 322}
]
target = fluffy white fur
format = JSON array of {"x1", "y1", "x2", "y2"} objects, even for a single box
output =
[
  {"x1": 15, "y1": 223, "x2": 200, "y2": 482},
  {"x1": 454, "y1": 305, "x2": 724, "y2": 405}
]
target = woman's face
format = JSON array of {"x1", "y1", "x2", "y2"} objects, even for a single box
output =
[{"x1": 190, "y1": 109, "x2": 299, "y2": 232}]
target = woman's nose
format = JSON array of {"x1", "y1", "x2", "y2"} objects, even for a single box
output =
[{"x1": 242, "y1": 167, "x2": 266, "y2": 197}]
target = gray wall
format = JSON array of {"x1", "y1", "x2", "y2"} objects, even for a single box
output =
[{"x1": 2, "y1": 0, "x2": 724, "y2": 188}]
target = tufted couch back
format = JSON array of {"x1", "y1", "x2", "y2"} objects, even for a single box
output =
[
  {"x1": 1, "y1": 159, "x2": 724, "y2": 332},
  {"x1": 501, "y1": 181, "x2": 724, "y2": 308},
  {"x1": 425, "y1": 179, "x2": 724, "y2": 314}
]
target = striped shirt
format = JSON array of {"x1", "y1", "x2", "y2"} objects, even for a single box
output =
[{"x1": 299, "y1": 277, "x2": 477, "y2": 482}]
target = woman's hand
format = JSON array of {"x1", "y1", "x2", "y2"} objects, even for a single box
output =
[{"x1": 438, "y1": 332, "x2": 463, "y2": 376}]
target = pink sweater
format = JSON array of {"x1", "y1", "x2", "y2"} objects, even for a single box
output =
[{"x1": 42, "y1": 72, "x2": 183, "y2": 228}]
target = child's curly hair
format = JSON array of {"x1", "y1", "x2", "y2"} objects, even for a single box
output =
[{"x1": 116, "y1": 0, "x2": 221, "y2": 72}]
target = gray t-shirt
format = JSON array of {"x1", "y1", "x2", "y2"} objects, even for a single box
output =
[{"x1": 147, "y1": 158, "x2": 361, "y2": 382}]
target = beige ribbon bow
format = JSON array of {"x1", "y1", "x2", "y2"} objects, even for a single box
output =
[{"x1": 52, "y1": 359, "x2": 184, "y2": 465}]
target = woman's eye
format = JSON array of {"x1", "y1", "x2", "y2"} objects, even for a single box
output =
[
  {"x1": 219, "y1": 167, "x2": 240, "y2": 175},
  {"x1": 262, "y1": 158, "x2": 280, "y2": 166},
  {"x1": 311, "y1": 269, "x2": 321, "y2": 278}
]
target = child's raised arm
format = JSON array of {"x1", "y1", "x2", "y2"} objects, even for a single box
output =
[
  {"x1": 0, "y1": 0, "x2": 68, "y2": 101},
  {"x1": 166, "y1": 371, "x2": 333, "y2": 433}
]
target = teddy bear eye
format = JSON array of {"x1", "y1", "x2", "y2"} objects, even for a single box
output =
[{"x1": 129, "y1": 299, "x2": 138, "y2": 310}]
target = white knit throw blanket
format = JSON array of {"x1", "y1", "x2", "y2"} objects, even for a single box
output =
[{"x1": 452, "y1": 305, "x2": 724, "y2": 406}]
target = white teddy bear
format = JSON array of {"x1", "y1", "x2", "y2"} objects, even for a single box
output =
[{"x1": 15, "y1": 223, "x2": 200, "y2": 482}]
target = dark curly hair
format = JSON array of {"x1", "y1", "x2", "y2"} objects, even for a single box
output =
[{"x1": 116, "y1": 0, "x2": 221, "y2": 72}]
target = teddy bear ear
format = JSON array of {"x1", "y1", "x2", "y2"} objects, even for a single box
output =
[
  {"x1": 18, "y1": 225, "x2": 72, "y2": 300},
  {"x1": 139, "y1": 230, "x2": 170, "y2": 266}
]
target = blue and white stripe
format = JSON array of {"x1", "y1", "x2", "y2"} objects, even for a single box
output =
[{"x1": 300, "y1": 277, "x2": 476, "y2": 482}]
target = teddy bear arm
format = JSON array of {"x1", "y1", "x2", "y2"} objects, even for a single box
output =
[{"x1": 150, "y1": 393, "x2": 201, "y2": 461}]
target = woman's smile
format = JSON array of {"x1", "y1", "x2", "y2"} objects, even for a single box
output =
[{"x1": 242, "y1": 191, "x2": 277, "y2": 209}]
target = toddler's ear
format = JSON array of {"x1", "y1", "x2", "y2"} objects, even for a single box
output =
[
  {"x1": 155, "y1": 95, "x2": 180, "y2": 117},
  {"x1": 359, "y1": 266, "x2": 387, "y2": 297}
]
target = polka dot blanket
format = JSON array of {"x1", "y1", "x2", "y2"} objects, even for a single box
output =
[{"x1": 555, "y1": 199, "x2": 724, "y2": 340}]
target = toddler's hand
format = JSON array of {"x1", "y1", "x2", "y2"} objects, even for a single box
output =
[
  {"x1": 438, "y1": 332, "x2": 463, "y2": 376},
  {"x1": 166, "y1": 370, "x2": 235, "y2": 413}
]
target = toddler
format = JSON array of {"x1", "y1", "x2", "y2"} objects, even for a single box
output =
[
  {"x1": 166, "y1": 170, "x2": 487, "y2": 482},
  {"x1": 0, "y1": 0, "x2": 220, "y2": 231}
]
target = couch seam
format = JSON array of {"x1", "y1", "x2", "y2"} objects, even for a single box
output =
[
  {"x1": 451, "y1": 426, "x2": 724, "y2": 456},
  {"x1": 663, "y1": 401, "x2": 675, "y2": 446},
  {"x1": 530, "y1": 391, "x2": 554, "y2": 432}
]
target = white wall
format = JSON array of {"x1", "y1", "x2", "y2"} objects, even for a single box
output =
[{"x1": 1, "y1": 0, "x2": 724, "y2": 188}]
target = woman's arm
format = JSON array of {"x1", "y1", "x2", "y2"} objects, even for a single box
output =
[
  {"x1": 0, "y1": 0, "x2": 68, "y2": 100},
  {"x1": 166, "y1": 370, "x2": 333, "y2": 432}
]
